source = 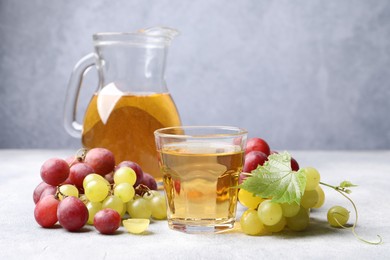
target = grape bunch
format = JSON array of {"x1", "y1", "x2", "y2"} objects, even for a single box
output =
[
  {"x1": 33, "y1": 147, "x2": 166, "y2": 235},
  {"x1": 238, "y1": 137, "x2": 332, "y2": 236},
  {"x1": 239, "y1": 166, "x2": 325, "y2": 235}
]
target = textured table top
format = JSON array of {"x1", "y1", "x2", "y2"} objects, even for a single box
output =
[{"x1": 0, "y1": 149, "x2": 389, "y2": 259}]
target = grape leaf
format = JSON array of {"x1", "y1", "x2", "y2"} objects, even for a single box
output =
[
  {"x1": 239, "y1": 151, "x2": 306, "y2": 204},
  {"x1": 339, "y1": 181, "x2": 358, "y2": 188}
]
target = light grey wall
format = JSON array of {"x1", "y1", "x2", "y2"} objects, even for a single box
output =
[{"x1": 1, "y1": 0, "x2": 390, "y2": 150}]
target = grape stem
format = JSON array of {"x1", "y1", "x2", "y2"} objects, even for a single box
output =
[
  {"x1": 320, "y1": 181, "x2": 383, "y2": 245},
  {"x1": 68, "y1": 148, "x2": 88, "y2": 166}
]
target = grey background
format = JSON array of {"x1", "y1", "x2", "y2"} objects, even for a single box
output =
[{"x1": 1, "y1": 0, "x2": 390, "y2": 150}]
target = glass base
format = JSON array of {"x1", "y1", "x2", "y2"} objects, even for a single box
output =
[{"x1": 167, "y1": 218, "x2": 235, "y2": 234}]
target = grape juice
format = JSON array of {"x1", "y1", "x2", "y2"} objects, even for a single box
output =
[
  {"x1": 82, "y1": 93, "x2": 181, "y2": 180},
  {"x1": 159, "y1": 142, "x2": 244, "y2": 232}
]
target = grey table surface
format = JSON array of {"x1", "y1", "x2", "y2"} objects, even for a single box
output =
[{"x1": 0, "y1": 149, "x2": 389, "y2": 260}]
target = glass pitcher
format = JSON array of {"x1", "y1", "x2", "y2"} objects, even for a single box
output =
[{"x1": 64, "y1": 27, "x2": 181, "y2": 181}]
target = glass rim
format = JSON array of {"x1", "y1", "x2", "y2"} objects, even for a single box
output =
[
  {"x1": 92, "y1": 27, "x2": 178, "y2": 46},
  {"x1": 154, "y1": 125, "x2": 248, "y2": 139}
]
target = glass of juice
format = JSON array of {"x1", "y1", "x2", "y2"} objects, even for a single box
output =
[{"x1": 154, "y1": 126, "x2": 247, "y2": 233}]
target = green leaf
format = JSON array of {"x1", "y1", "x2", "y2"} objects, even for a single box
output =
[
  {"x1": 339, "y1": 181, "x2": 358, "y2": 188},
  {"x1": 239, "y1": 151, "x2": 306, "y2": 204}
]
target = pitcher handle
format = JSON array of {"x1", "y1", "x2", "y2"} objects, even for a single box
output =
[{"x1": 63, "y1": 53, "x2": 97, "y2": 138}]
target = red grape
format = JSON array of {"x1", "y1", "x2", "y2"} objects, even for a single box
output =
[
  {"x1": 140, "y1": 173, "x2": 157, "y2": 190},
  {"x1": 116, "y1": 161, "x2": 144, "y2": 187},
  {"x1": 65, "y1": 155, "x2": 81, "y2": 167},
  {"x1": 69, "y1": 163, "x2": 95, "y2": 189},
  {"x1": 271, "y1": 151, "x2": 300, "y2": 171},
  {"x1": 33, "y1": 182, "x2": 56, "y2": 204},
  {"x1": 291, "y1": 157, "x2": 300, "y2": 171},
  {"x1": 104, "y1": 172, "x2": 114, "y2": 184},
  {"x1": 243, "y1": 151, "x2": 268, "y2": 173},
  {"x1": 93, "y1": 209, "x2": 121, "y2": 234},
  {"x1": 40, "y1": 158, "x2": 70, "y2": 186},
  {"x1": 245, "y1": 137, "x2": 271, "y2": 156},
  {"x1": 239, "y1": 172, "x2": 248, "y2": 184},
  {"x1": 34, "y1": 195, "x2": 59, "y2": 228},
  {"x1": 57, "y1": 196, "x2": 88, "y2": 231},
  {"x1": 84, "y1": 148, "x2": 115, "y2": 176}
]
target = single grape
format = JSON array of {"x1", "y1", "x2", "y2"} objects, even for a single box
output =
[
  {"x1": 327, "y1": 206, "x2": 349, "y2": 227},
  {"x1": 257, "y1": 200, "x2": 283, "y2": 226},
  {"x1": 84, "y1": 148, "x2": 115, "y2": 176},
  {"x1": 58, "y1": 184, "x2": 79, "y2": 200},
  {"x1": 102, "y1": 195, "x2": 124, "y2": 214},
  {"x1": 127, "y1": 197, "x2": 152, "y2": 219},
  {"x1": 39, "y1": 185, "x2": 57, "y2": 202},
  {"x1": 40, "y1": 158, "x2": 70, "y2": 186},
  {"x1": 238, "y1": 172, "x2": 248, "y2": 185},
  {"x1": 150, "y1": 195, "x2": 167, "y2": 220},
  {"x1": 303, "y1": 167, "x2": 320, "y2": 191},
  {"x1": 240, "y1": 209, "x2": 266, "y2": 235},
  {"x1": 143, "y1": 190, "x2": 161, "y2": 200},
  {"x1": 104, "y1": 172, "x2": 114, "y2": 184},
  {"x1": 281, "y1": 202, "x2": 301, "y2": 217},
  {"x1": 34, "y1": 195, "x2": 59, "y2": 228},
  {"x1": 94, "y1": 209, "x2": 121, "y2": 235},
  {"x1": 245, "y1": 137, "x2": 271, "y2": 156},
  {"x1": 116, "y1": 161, "x2": 144, "y2": 187},
  {"x1": 61, "y1": 176, "x2": 73, "y2": 185},
  {"x1": 123, "y1": 219, "x2": 150, "y2": 234},
  {"x1": 86, "y1": 201, "x2": 102, "y2": 225},
  {"x1": 264, "y1": 217, "x2": 286, "y2": 233},
  {"x1": 140, "y1": 173, "x2": 157, "y2": 190},
  {"x1": 114, "y1": 183, "x2": 135, "y2": 203},
  {"x1": 301, "y1": 189, "x2": 320, "y2": 209},
  {"x1": 238, "y1": 189, "x2": 264, "y2": 209},
  {"x1": 33, "y1": 182, "x2": 56, "y2": 204},
  {"x1": 243, "y1": 151, "x2": 268, "y2": 173},
  {"x1": 313, "y1": 185, "x2": 325, "y2": 208},
  {"x1": 65, "y1": 155, "x2": 81, "y2": 167},
  {"x1": 57, "y1": 196, "x2": 88, "y2": 231},
  {"x1": 290, "y1": 157, "x2": 299, "y2": 171},
  {"x1": 114, "y1": 167, "x2": 137, "y2": 185},
  {"x1": 286, "y1": 206, "x2": 310, "y2": 231},
  {"x1": 84, "y1": 179, "x2": 110, "y2": 202},
  {"x1": 83, "y1": 173, "x2": 109, "y2": 188},
  {"x1": 69, "y1": 163, "x2": 94, "y2": 189}
]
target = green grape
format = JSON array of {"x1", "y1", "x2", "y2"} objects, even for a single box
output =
[
  {"x1": 238, "y1": 189, "x2": 264, "y2": 209},
  {"x1": 114, "y1": 167, "x2": 136, "y2": 185},
  {"x1": 127, "y1": 197, "x2": 152, "y2": 219},
  {"x1": 120, "y1": 203, "x2": 127, "y2": 217},
  {"x1": 83, "y1": 173, "x2": 109, "y2": 188},
  {"x1": 150, "y1": 195, "x2": 167, "y2": 220},
  {"x1": 264, "y1": 217, "x2": 286, "y2": 233},
  {"x1": 257, "y1": 200, "x2": 283, "y2": 226},
  {"x1": 301, "y1": 189, "x2": 320, "y2": 209},
  {"x1": 114, "y1": 183, "x2": 135, "y2": 203},
  {"x1": 102, "y1": 195, "x2": 124, "y2": 214},
  {"x1": 240, "y1": 209, "x2": 266, "y2": 236},
  {"x1": 327, "y1": 206, "x2": 349, "y2": 227},
  {"x1": 143, "y1": 190, "x2": 161, "y2": 201},
  {"x1": 286, "y1": 206, "x2": 310, "y2": 231},
  {"x1": 303, "y1": 167, "x2": 320, "y2": 191},
  {"x1": 86, "y1": 201, "x2": 102, "y2": 225},
  {"x1": 84, "y1": 179, "x2": 109, "y2": 202},
  {"x1": 58, "y1": 184, "x2": 79, "y2": 200},
  {"x1": 313, "y1": 185, "x2": 325, "y2": 208},
  {"x1": 281, "y1": 202, "x2": 300, "y2": 217},
  {"x1": 79, "y1": 194, "x2": 88, "y2": 204}
]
